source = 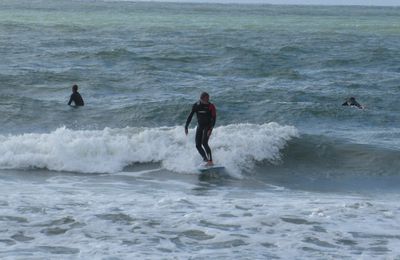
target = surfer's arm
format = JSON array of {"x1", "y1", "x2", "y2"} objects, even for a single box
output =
[
  {"x1": 68, "y1": 94, "x2": 73, "y2": 105},
  {"x1": 354, "y1": 102, "x2": 363, "y2": 109},
  {"x1": 206, "y1": 104, "x2": 216, "y2": 137},
  {"x1": 185, "y1": 104, "x2": 196, "y2": 129},
  {"x1": 210, "y1": 104, "x2": 216, "y2": 129},
  {"x1": 80, "y1": 94, "x2": 85, "y2": 106}
]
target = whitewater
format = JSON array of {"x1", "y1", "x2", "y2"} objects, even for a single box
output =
[
  {"x1": 0, "y1": 123, "x2": 298, "y2": 175},
  {"x1": 0, "y1": 0, "x2": 400, "y2": 259}
]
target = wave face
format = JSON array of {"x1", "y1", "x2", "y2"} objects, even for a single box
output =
[
  {"x1": 251, "y1": 134, "x2": 400, "y2": 192},
  {"x1": 0, "y1": 123, "x2": 298, "y2": 175},
  {"x1": 260, "y1": 134, "x2": 400, "y2": 175}
]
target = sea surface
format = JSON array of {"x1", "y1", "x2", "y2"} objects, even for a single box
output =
[{"x1": 1, "y1": 1, "x2": 400, "y2": 259}]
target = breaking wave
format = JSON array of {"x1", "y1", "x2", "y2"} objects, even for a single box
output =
[{"x1": 0, "y1": 123, "x2": 298, "y2": 176}]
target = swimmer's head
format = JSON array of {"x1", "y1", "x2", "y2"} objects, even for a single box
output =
[{"x1": 200, "y1": 92, "x2": 209, "y2": 103}]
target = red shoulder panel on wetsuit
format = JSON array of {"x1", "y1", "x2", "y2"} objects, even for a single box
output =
[{"x1": 209, "y1": 104, "x2": 216, "y2": 118}]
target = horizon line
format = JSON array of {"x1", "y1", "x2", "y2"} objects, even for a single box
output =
[{"x1": 104, "y1": 0, "x2": 400, "y2": 7}]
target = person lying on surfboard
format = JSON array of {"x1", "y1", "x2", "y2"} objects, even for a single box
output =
[
  {"x1": 342, "y1": 97, "x2": 363, "y2": 109},
  {"x1": 185, "y1": 92, "x2": 216, "y2": 167}
]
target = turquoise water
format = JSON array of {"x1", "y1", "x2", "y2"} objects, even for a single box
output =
[{"x1": 0, "y1": 1, "x2": 400, "y2": 258}]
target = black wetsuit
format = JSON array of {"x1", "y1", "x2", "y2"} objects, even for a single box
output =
[
  {"x1": 342, "y1": 99, "x2": 362, "y2": 109},
  {"x1": 68, "y1": 91, "x2": 84, "y2": 106},
  {"x1": 185, "y1": 101, "x2": 217, "y2": 162}
]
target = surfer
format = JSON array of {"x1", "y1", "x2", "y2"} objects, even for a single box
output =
[
  {"x1": 185, "y1": 92, "x2": 216, "y2": 166},
  {"x1": 68, "y1": 84, "x2": 84, "y2": 106},
  {"x1": 342, "y1": 97, "x2": 363, "y2": 109}
]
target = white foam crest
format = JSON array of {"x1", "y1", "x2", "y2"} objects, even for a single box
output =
[
  {"x1": 0, "y1": 123, "x2": 298, "y2": 175},
  {"x1": 211, "y1": 123, "x2": 298, "y2": 176}
]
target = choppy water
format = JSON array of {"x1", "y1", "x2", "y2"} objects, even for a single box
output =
[{"x1": 1, "y1": 1, "x2": 400, "y2": 258}]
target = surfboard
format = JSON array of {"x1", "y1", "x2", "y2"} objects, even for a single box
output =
[
  {"x1": 198, "y1": 165, "x2": 227, "y2": 179},
  {"x1": 198, "y1": 165, "x2": 225, "y2": 173}
]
